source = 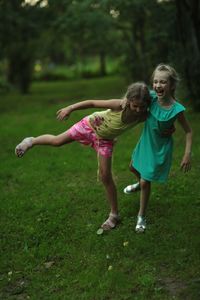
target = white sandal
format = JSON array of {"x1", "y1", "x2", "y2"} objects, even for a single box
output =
[
  {"x1": 123, "y1": 182, "x2": 140, "y2": 194},
  {"x1": 101, "y1": 213, "x2": 120, "y2": 231},
  {"x1": 15, "y1": 137, "x2": 33, "y2": 157},
  {"x1": 135, "y1": 216, "x2": 146, "y2": 233}
]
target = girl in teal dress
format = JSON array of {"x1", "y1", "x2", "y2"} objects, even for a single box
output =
[{"x1": 124, "y1": 64, "x2": 193, "y2": 233}]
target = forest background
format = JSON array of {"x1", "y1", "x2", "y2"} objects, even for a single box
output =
[{"x1": 0, "y1": 0, "x2": 200, "y2": 111}]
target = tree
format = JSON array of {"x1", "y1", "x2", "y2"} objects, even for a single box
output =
[
  {"x1": 100, "y1": 0, "x2": 152, "y2": 81},
  {"x1": 100, "y1": 0, "x2": 178, "y2": 83},
  {"x1": 48, "y1": 0, "x2": 119, "y2": 77},
  {"x1": 175, "y1": 0, "x2": 200, "y2": 110},
  {"x1": 0, "y1": 0, "x2": 48, "y2": 93}
]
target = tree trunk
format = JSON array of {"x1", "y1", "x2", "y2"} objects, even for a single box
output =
[
  {"x1": 7, "y1": 53, "x2": 33, "y2": 94},
  {"x1": 175, "y1": 0, "x2": 200, "y2": 110},
  {"x1": 99, "y1": 51, "x2": 106, "y2": 76}
]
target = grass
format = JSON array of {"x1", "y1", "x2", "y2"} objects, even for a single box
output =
[{"x1": 0, "y1": 76, "x2": 200, "y2": 299}]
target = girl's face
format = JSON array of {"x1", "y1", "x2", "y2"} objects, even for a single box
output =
[
  {"x1": 129, "y1": 98, "x2": 147, "y2": 114},
  {"x1": 153, "y1": 71, "x2": 173, "y2": 100}
]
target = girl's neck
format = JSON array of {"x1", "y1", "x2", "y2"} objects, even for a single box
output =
[{"x1": 157, "y1": 95, "x2": 175, "y2": 107}]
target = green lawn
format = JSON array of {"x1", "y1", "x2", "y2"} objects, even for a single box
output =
[{"x1": 0, "y1": 77, "x2": 199, "y2": 299}]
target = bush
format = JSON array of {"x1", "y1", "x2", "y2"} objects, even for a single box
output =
[
  {"x1": 35, "y1": 72, "x2": 68, "y2": 81},
  {"x1": 0, "y1": 79, "x2": 12, "y2": 93}
]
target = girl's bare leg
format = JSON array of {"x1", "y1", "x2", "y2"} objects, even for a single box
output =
[
  {"x1": 129, "y1": 160, "x2": 140, "y2": 180},
  {"x1": 138, "y1": 179, "x2": 151, "y2": 216},
  {"x1": 127, "y1": 160, "x2": 151, "y2": 215},
  {"x1": 15, "y1": 130, "x2": 73, "y2": 157},
  {"x1": 98, "y1": 155, "x2": 119, "y2": 230},
  {"x1": 32, "y1": 131, "x2": 73, "y2": 146},
  {"x1": 135, "y1": 179, "x2": 151, "y2": 233},
  {"x1": 123, "y1": 160, "x2": 141, "y2": 194}
]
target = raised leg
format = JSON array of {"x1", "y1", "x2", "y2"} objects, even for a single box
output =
[
  {"x1": 15, "y1": 130, "x2": 73, "y2": 157},
  {"x1": 129, "y1": 160, "x2": 141, "y2": 180},
  {"x1": 123, "y1": 160, "x2": 141, "y2": 194}
]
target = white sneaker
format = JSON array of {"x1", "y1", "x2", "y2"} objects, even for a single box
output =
[
  {"x1": 123, "y1": 182, "x2": 140, "y2": 194},
  {"x1": 135, "y1": 216, "x2": 146, "y2": 233}
]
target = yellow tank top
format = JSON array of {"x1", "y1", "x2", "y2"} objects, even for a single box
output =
[{"x1": 88, "y1": 109, "x2": 141, "y2": 139}]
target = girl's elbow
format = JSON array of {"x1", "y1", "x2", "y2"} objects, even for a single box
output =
[
  {"x1": 185, "y1": 125, "x2": 192, "y2": 135},
  {"x1": 87, "y1": 100, "x2": 95, "y2": 108},
  {"x1": 186, "y1": 130, "x2": 192, "y2": 137},
  {"x1": 186, "y1": 130, "x2": 193, "y2": 140}
]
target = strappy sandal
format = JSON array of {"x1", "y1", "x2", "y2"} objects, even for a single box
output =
[
  {"x1": 101, "y1": 213, "x2": 120, "y2": 231},
  {"x1": 135, "y1": 216, "x2": 146, "y2": 233},
  {"x1": 123, "y1": 182, "x2": 140, "y2": 194},
  {"x1": 15, "y1": 137, "x2": 33, "y2": 158}
]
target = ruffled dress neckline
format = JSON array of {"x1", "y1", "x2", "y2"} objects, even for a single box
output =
[{"x1": 149, "y1": 90, "x2": 185, "y2": 121}]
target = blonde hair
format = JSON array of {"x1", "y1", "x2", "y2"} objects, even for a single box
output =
[
  {"x1": 125, "y1": 82, "x2": 151, "y2": 107},
  {"x1": 152, "y1": 63, "x2": 180, "y2": 97}
]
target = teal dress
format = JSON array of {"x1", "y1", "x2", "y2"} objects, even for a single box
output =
[{"x1": 132, "y1": 91, "x2": 185, "y2": 182}]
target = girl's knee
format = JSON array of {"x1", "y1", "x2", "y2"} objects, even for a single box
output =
[
  {"x1": 140, "y1": 179, "x2": 150, "y2": 189},
  {"x1": 129, "y1": 161, "x2": 139, "y2": 174},
  {"x1": 99, "y1": 170, "x2": 112, "y2": 185},
  {"x1": 51, "y1": 136, "x2": 63, "y2": 146}
]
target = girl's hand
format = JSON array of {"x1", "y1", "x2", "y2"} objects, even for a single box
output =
[
  {"x1": 180, "y1": 154, "x2": 191, "y2": 172},
  {"x1": 56, "y1": 107, "x2": 72, "y2": 121},
  {"x1": 161, "y1": 125, "x2": 176, "y2": 137}
]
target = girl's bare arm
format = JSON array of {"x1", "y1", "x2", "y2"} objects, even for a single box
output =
[
  {"x1": 56, "y1": 99, "x2": 123, "y2": 121},
  {"x1": 177, "y1": 112, "x2": 193, "y2": 172}
]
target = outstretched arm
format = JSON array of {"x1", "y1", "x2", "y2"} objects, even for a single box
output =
[
  {"x1": 177, "y1": 112, "x2": 193, "y2": 172},
  {"x1": 56, "y1": 99, "x2": 123, "y2": 121}
]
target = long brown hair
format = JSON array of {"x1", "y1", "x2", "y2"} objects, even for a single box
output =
[{"x1": 125, "y1": 82, "x2": 151, "y2": 107}]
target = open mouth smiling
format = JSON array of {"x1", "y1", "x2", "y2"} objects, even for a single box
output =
[{"x1": 155, "y1": 89, "x2": 164, "y2": 97}]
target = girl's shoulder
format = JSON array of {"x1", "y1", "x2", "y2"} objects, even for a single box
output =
[
  {"x1": 174, "y1": 100, "x2": 185, "y2": 112},
  {"x1": 150, "y1": 98, "x2": 185, "y2": 121}
]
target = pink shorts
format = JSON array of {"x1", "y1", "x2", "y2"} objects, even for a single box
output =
[{"x1": 68, "y1": 117, "x2": 114, "y2": 158}]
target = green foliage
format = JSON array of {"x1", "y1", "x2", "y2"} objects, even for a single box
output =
[
  {"x1": 0, "y1": 78, "x2": 199, "y2": 299},
  {"x1": 0, "y1": 0, "x2": 49, "y2": 93},
  {"x1": 0, "y1": 0, "x2": 200, "y2": 110},
  {"x1": 175, "y1": 0, "x2": 200, "y2": 110},
  {"x1": 101, "y1": 0, "x2": 178, "y2": 82}
]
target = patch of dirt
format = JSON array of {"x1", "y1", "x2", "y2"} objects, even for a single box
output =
[
  {"x1": 2, "y1": 278, "x2": 30, "y2": 299},
  {"x1": 157, "y1": 277, "x2": 187, "y2": 298}
]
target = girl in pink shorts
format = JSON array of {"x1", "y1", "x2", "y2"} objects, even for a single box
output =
[
  {"x1": 68, "y1": 117, "x2": 114, "y2": 158},
  {"x1": 15, "y1": 82, "x2": 150, "y2": 231}
]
